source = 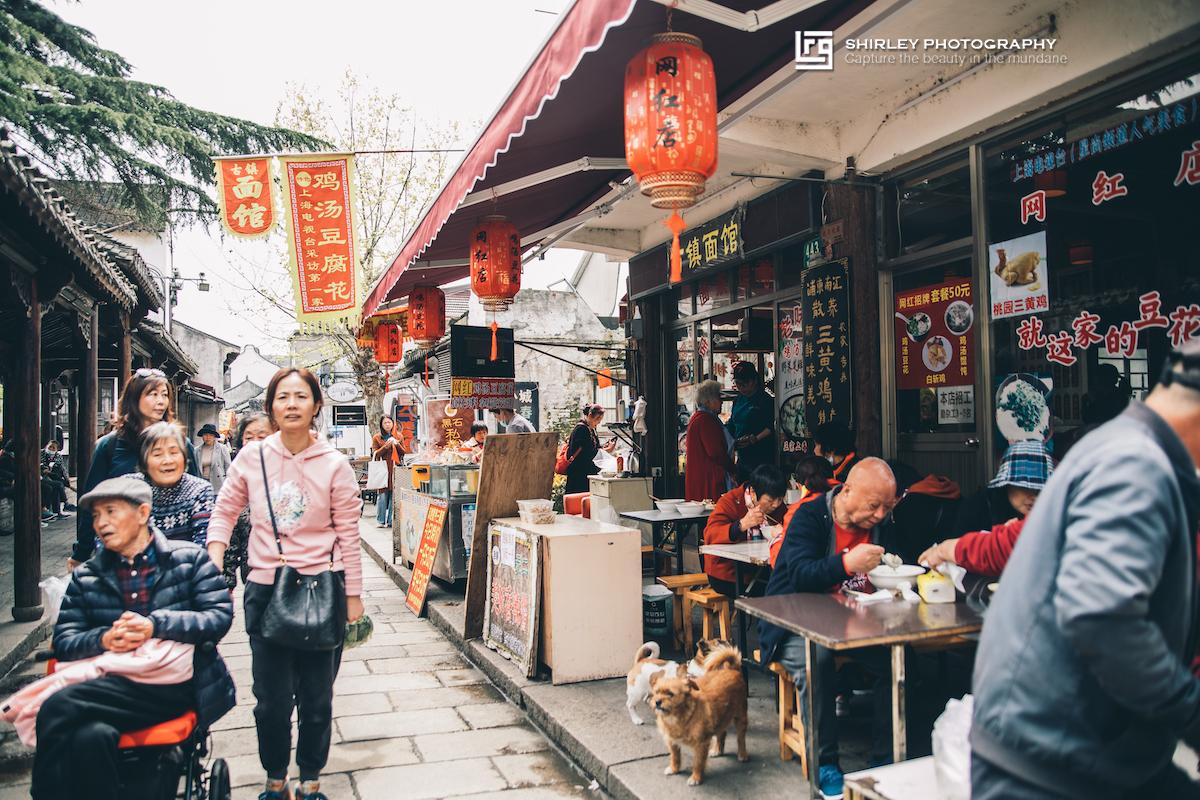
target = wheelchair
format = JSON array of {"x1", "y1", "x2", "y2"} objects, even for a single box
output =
[{"x1": 43, "y1": 653, "x2": 231, "y2": 800}]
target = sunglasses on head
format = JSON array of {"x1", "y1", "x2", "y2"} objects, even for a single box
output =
[{"x1": 134, "y1": 368, "x2": 166, "y2": 379}]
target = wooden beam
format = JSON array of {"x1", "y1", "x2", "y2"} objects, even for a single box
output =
[
  {"x1": 118, "y1": 310, "x2": 132, "y2": 384},
  {"x1": 76, "y1": 307, "x2": 98, "y2": 501},
  {"x1": 12, "y1": 276, "x2": 43, "y2": 621}
]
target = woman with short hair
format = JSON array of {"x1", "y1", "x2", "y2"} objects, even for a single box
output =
[
  {"x1": 685, "y1": 380, "x2": 737, "y2": 502},
  {"x1": 135, "y1": 421, "x2": 214, "y2": 546}
]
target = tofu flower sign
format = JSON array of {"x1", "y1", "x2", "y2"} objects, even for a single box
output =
[{"x1": 214, "y1": 153, "x2": 361, "y2": 332}]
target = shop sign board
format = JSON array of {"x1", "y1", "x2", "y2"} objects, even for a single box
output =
[
  {"x1": 802, "y1": 235, "x2": 824, "y2": 268},
  {"x1": 676, "y1": 204, "x2": 744, "y2": 281},
  {"x1": 513, "y1": 382, "x2": 539, "y2": 430},
  {"x1": 801, "y1": 259, "x2": 852, "y2": 431},
  {"x1": 331, "y1": 404, "x2": 367, "y2": 427},
  {"x1": 405, "y1": 497, "x2": 449, "y2": 617},
  {"x1": 451, "y1": 377, "x2": 516, "y2": 410},
  {"x1": 326, "y1": 381, "x2": 361, "y2": 402},
  {"x1": 450, "y1": 324, "x2": 516, "y2": 410},
  {"x1": 777, "y1": 299, "x2": 809, "y2": 460},
  {"x1": 988, "y1": 231, "x2": 1050, "y2": 320},
  {"x1": 484, "y1": 522, "x2": 541, "y2": 677},
  {"x1": 937, "y1": 386, "x2": 975, "y2": 426},
  {"x1": 424, "y1": 398, "x2": 472, "y2": 449},
  {"x1": 895, "y1": 278, "x2": 976, "y2": 391}
]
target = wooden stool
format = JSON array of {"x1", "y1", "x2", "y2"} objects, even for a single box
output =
[
  {"x1": 680, "y1": 586, "x2": 731, "y2": 654},
  {"x1": 656, "y1": 573, "x2": 709, "y2": 651},
  {"x1": 770, "y1": 661, "x2": 808, "y2": 774}
]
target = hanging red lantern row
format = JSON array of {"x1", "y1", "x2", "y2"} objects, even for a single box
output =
[
  {"x1": 469, "y1": 214, "x2": 522, "y2": 360},
  {"x1": 624, "y1": 31, "x2": 718, "y2": 284},
  {"x1": 407, "y1": 284, "x2": 446, "y2": 348}
]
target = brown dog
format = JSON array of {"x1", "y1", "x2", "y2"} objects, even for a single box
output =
[{"x1": 649, "y1": 644, "x2": 749, "y2": 786}]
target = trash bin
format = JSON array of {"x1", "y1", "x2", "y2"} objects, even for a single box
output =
[{"x1": 642, "y1": 584, "x2": 673, "y2": 641}]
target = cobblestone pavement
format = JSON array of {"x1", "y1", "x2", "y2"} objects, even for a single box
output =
[{"x1": 0, "y1": 541, "x2": 598, "y2": 799}]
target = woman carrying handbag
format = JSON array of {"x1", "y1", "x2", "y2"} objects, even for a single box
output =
[{"x1": 207, "y1": 368, "x2": 363, "y2": 800}]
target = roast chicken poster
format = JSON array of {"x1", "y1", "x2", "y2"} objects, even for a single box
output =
[{"x1": 988, "y1": 231, "x2": 1050, "y2": 320}]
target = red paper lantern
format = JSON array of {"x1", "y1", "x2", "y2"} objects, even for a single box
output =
[
  {"x1": 469, "y1": 215, "x2": 522, "y2": 312},
  {"x1": 373, "y1": 322, "x2": 403, "y2": 366},
  {"x1": 407, "y1": 285, "x2": 446, "y2": 348},
  {"x1": 625, "y1": 31, "x2": 718, "y2": 284}
]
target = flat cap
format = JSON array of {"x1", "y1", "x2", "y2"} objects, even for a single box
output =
[{"x1": 79, "y1": 476, "x2": 152, "y2": 510}]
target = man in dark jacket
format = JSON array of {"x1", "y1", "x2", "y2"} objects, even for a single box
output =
[
  {"x1": 34, "y1": 476, "x2": 235, "y2": 800},
  {"x1": 971, "y1": 343, "x2": 1200, "y2": 799},
  {"x1": 759, "y1": 458, "x2": 899, "y2": 799}
]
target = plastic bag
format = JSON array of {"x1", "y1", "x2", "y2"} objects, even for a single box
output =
[
  {"x1": 365, "y1": 460, "x2": 389, "y2": 490},
  {"x1": 932, "y1": 694, "x2": 973, "y2": 800},
  {"x1": 593, "y1": 448, "x2": 617, "y2": 473},
  {"x1": 39, "y1": 576, "x2": 69, "y2": 626}
]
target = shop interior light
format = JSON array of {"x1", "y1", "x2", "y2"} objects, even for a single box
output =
[
  {"x1": 1034, "y1": 169, "x2": 1068, "y2": 198},
  {"x1": 1069, "y1": 244, "x2": 1094, "y2": 265}
]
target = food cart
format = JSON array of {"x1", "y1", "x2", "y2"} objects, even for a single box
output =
[{"x1": 394, "y1": 462, "x2": 478, "y2": 583}]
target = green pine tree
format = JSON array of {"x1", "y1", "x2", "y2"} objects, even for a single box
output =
[{"x1": 0, "y1": 0, "x2": 328, "y2": 224}]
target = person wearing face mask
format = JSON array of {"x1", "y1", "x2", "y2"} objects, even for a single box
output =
[
  {"x1": 702, "y1": 465, "x2": 787, "y2": 597},
  {"x1": 72, "y1": 369, "x2": 198, "y2": 569},
  {"x1": 948, "y1": 439, "x2": 1053, "y2": 538},
  {"x1": 759, "y1": 458, "x2": 903, "y2": 798},
  {"x1": 812, "y1": 421, "x2": 859, "y2": 483}
]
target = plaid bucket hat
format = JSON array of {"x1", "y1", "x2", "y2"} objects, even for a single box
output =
[{"x1": 988, "y1": 439, "x2": 1055, "y2": 491}]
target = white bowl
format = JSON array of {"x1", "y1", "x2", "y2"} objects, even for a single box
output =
[
  {"x1": 655, "y1": 500, "x2": 680, "y2": 513},
  {"x1": 676, "y1": 501, "x2": 705, "y2": 516},
  {"x1": 868, "y1": 564, "x2": 926, "y2": 590}
]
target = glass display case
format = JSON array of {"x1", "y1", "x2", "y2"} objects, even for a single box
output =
[{"x1": 428, "y1": 464, "x2": 480, "y2": 499}]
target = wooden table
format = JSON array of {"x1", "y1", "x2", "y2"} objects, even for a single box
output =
[
  {"x1": 735, "y1": 589, "x2": 984, "y2": 800},
  {"x1": 698, "y1": 540, "x2": 771, "y2": 659},
  {"x1": 619, "y1": 509, "x2": 710, "y2": 575}
]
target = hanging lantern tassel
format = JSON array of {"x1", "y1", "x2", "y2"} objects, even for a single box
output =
[
  {"x1": 384, "y1": 369, "x2": 389, "y2": 394},
  {"x1": 423, "y1": 356, "x2": 429, "y2": 387},
  {"x1": 665, "y1": 210, "x2": 686, "y2": 284},
  {"x1": 490, "y1": 320, "x2": 499, "y2": 361}
]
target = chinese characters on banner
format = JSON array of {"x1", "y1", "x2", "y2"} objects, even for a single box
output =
[
  {"x1": 214, "y1": 157, "x2": 275, "y2": 238},
  {"x1": 450, "y1": 377, "x2": 517, "y2": 410},
  {"x1": 776, "y1": 300, "x2": 808, "y2": 462},
  {"x1": 1010, "y1": 95, "x2": 1199, "y2": 182},
  {"x1": 405, "y1": 498, "x2": 448, "y2": 616},
  {"x1": 988, "y1": 231, "x2": 1050, "y2": 320},
  {"x1": 424, "y1": 398, "x2": 472, "y2": 450},
  {"x1": 802, "y1": 260, "x2": 852, "y2": 433},
  {"x1": 895, "y1": 279, "x2": 976, "y2": 391},
  {"x1": 280, "y1": 155, "x2": 359, "y2": 331},
  {"x1": 513, "y1": 382, "x2": 539, "y2": 430},
  {"x1": 676, "y1": 205, "x2": 744, "y2": 280},
  {"x1": 1016, "y1": 290, "x2": 1200, "y2": 366}
]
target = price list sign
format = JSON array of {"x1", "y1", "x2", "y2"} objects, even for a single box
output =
[
  {"x1": 801, "y1": 259, "x2": 852, "y2": 433},
  {"x1": 484, "y1": 523, "x2": 541, "y2": 676}
]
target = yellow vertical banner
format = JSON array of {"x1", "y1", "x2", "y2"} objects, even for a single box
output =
[
  {"x1": 279, "y1": 153, "x2": 361, "y2": 332},
  {"x1": 214, "y1": 157, "x2": 276, "y2": 239}
]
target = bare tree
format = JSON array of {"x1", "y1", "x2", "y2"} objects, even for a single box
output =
[{"x1": 223, "y1": 71, "x2": 460, "y2": 421}]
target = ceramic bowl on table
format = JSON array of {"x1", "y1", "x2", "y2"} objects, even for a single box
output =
[
  {"x1": 675, "y1": 501, "x2": 706, "y2": 516},
  {"x1": 868, "y1": 564, "x2": 926, "y2": 590},
  {"x1": 655, "y1": 499, "x2": 682, "y2": 513}
]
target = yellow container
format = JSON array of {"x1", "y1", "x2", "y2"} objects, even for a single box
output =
[
  {"x1": 410, "y1": 463, "x2": 431, "y2": 490},
  {"x1": 917, "y1": 570, "x2": 955, "y2": 604}
]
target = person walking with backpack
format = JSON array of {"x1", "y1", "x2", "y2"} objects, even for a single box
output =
[{"x1": 206, "y1": 368, "x2": 363, "y2": 800}]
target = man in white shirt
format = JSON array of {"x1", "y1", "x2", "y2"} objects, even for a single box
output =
[{"x1": 492, "y1": 407, "x2": 535, "y2": 434}]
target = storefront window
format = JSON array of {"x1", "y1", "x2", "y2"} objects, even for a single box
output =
[
  {"x1": 737, "y1": 258, "x2": 775, "y2": 300},
  {"x1": 676, "y1": 283, "x2": 694, "y2": 317},
  {"x1": 984, "y1": 72, "x2": 1200, "y2": 457},
  {"x1": 888, "y1": 161, "x2": 972, "y2": 258},
  {"x1": 674, "y1": 325, "x2": 695, "y2": 474},
  {"x1": 893, "y1": 259, "x2": 978, "y2": 434},
  {"x1": 695, "y1": 272, "x2": 732, "y2": 313}
]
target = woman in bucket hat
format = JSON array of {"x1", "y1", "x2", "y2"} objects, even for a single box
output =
[{"x1": 949, "y1": 439, "x2": 1055, "y2": 537}]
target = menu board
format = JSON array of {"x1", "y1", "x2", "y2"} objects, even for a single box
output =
[
  {"x1": 801, "y1": 259, "x2": 852, "y2": 431},
  {"x1": 895, "y1": 278, "x2": 976, "y2": 391},
  {"x1": 405, "y1": 498, "x2": 448, "y2": 617},
  {"x1": 483, "y1": 522, "x2": 540, "y2": 677},
  {"x1": 776, "y1": 299, "x2": 810, "y2": 463},
  {"x1": 424, "y1": 397, "x2": 472, "y2": 450}
]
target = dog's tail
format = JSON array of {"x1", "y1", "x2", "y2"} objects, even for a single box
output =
[
  {"x1": 702, "y1": 644, "x2": 742, "y2": 672},
  {"x1": 635, "y1": 641, "x2": 660, "y2": 662}
]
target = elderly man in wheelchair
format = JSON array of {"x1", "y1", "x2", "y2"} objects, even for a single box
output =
[{"x1": 31, "y1": 476, "x2": 235, "y2": 800}]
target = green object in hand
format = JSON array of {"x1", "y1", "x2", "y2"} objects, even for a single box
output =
[{"x1": 344, "y1": 614, "x2": 374, "y2": 649}]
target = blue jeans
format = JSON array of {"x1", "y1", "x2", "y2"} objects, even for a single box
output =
[{"x1": 375, "y1": 489, "x2": 392, "y2": 525}]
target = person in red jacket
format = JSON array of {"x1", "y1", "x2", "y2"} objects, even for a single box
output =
[
  {"x1": 919, "y1": 517, "x2": 1025, "y2": 578},
  {"x1": 703, "y1": 464, "x2": 787, "y2": 597},
  {"x1": 685, "y1": 380, "x2": 737, "y2": 503}
]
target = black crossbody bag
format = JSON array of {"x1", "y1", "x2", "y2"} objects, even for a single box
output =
[{"x1": 258, "y1": 449, "x2": 345, "y2": 651}]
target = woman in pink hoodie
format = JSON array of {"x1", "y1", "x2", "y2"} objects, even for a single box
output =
[{"x1": 207, "y1": 368, "x2": 362, "y2": 800}]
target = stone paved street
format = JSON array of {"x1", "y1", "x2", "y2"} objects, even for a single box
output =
[{"x1": 0, "y1": 527, "x2": 599, "y2": 799}]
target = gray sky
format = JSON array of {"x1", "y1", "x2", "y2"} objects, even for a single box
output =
[{"x1": 54, "y1": 0, "x2": 585, "y2": 349}]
